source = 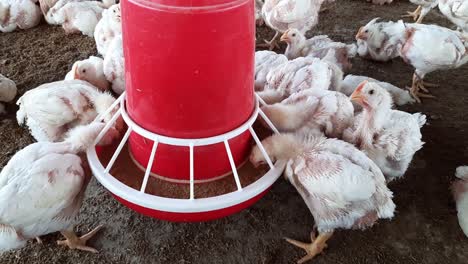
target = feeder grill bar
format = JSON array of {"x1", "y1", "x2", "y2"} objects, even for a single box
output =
[
  {"x1": 189, "y1": 144, "x2": 195, "y2": 200},
  {"x1": 224, "y1": 139, "x2": 243, "y2": 191},
  {"x1": 258, "y1": 107, "x2": 280, "y2": 135},
  {"x1": 105, "y1": 127, "x2": 133, "y2": 174},
  {"x1": 94, "y1": 108, "x2": 122, "y2": 145},
  {"x1": 248, "y1": 126, "x2": 274, "y2": 169},
  {"x1": 140, "y1": 139, "x2": 159, "y2": 193}
]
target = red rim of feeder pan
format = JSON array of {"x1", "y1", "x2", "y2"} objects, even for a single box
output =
[{"x1": 87, "y1": 93, "x2": 286, "y2": 222}]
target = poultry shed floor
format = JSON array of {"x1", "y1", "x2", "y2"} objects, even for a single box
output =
[{"x1": 1, "y1": 0, "x2": 468, "y2": 263}]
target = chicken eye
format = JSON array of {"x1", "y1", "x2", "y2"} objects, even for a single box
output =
[
  {"x1": 369, "y1": 89, "x2": 374, "y2": 95},
  {"x1": 292, "y1": 33, "x2": 296, "y2": 37},
  {"x1": 365, "y1": 30, "x2": 369, "y2": 33},
  {"x1": 82, "y1": 69, "x2": 86, "y2": 73}
]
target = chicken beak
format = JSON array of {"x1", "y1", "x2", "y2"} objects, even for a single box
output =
[
  {"x1": 356, "y1": 27, "x2": 365, "y2": 40},
  {"x1": 280, "y1": 31, "x2": 289, "y2": 43},
  {"x1": 350, "y1": 91, "x2": 364, "y2": 104},
  {"x1": 73, "y1": 65, "x2": 80, "y2": 79},
  {"x1": 350, "y1": 81, "x2": 368, "y2": 105}
]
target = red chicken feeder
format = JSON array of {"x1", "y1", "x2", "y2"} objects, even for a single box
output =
[{"x1": 87, "y1": 0, "x2": 285, "y2": 222}]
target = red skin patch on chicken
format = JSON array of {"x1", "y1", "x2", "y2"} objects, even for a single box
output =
[
  {"x1": 48, "y1": 170, "x2": 57, "y2": 184},
  {"x1": 0, "y1": 7, "x2": 10, "y2": 26},
  {"x1": 78, "y1": 91, "x2": 93, "y2": 112},
  {"x1": 353, "y1": 211, "x2": 378, "y2": 230},
  {"x1": 401, "y1": 28, "x2": 416, "y2": 64}
]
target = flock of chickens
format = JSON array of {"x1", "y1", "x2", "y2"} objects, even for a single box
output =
[
  {"x1": 0, "y1": 0, "x2": 466, "y2": 263},
  {"x1": 253, "y1": 0, "x2": 468, "y2": 262},
  {"x1": 0, "y1": 0, "x2": 124, "y2": 255}
]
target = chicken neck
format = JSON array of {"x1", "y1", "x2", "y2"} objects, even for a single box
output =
[{"x1": 355, "y1": 102, "x2": 391, "y2": 148}]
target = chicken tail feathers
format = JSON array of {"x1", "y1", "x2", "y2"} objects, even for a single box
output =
[{"x1": 413, "y1": 113, "x2": 427, "y2": 128}]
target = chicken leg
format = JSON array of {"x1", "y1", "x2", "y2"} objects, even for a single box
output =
[
  {"x1": 285, "y1": 230, "x2": 333, "y2": 264},
  {"x1": 403, "y1": 5, "x2": 421, "y2": 22},
  {"x1": 57, "y1": 225, "x2": 103, "y2": 253},
  {"x1": 408, "y1": 73, "x2": 436, "y2": 103},
  {"x1": 257, "y1": 31, "x2": 280, "y2": 51}
]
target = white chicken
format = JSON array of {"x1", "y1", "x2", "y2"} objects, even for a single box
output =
[
  {"x1": 355, "y1": 18, "x2": 402, "y2": 62},
  {"x1": 343, "y1": 81, "x2": 426, "y2": 182},
  {"x1": 257, "y1": 56, "x2": 342, "y2": 104},
  {"x1": 46, "y1": 0, "x2": 112, "y2": 36},
  {"x1": 439, "y1": 0, "x2": 468, "y2": 32},
  {"x1": 0, "y1": 0, "x2": 42, "y2": 33},
  {"x1": 0, "y1": 122, "x2": 118, "y2": 253},
  {"x1": 340, "y1": 74, "x2": 415, "y2": 107},
  {"x1": 260, "y1": 0, "x2": 327, "y2": 50},
  {"x1": 356, "y1": 19, "x2": 468, "y2": 102},
  {"x1": 404, "y1": 0, "x2": 438, "y2": 23},
  {"x1": 94, "y1": 3, "x2": 122, "y2": 56},
  {"x1": 65, "y1": 56, "x2": 110, "y2": 91},
  {"x1": 254, "y1": 50, "x2": 288, "y2": 91},
  {"x1": 16, "y1": 80, "x2": 121, "y2": 142},
  {"x1": 103, "y1": 35, "x2": 125, "y2": 94},
  {"x1": 260, "y1": 88, "x2": 354, "y2": 138},
  {"x1": 39, "y1": 0, "x2": 83, "y2": 20},
  {"x1": 280, "y1": 28, "x2": 357, "y2": 72},
  {"x1": 453, "y1": 166, "x2": 468, "y2": 237},
  {"x1": 0, "y1": 74, "x2": 17, "y2": 115},
  {"x1": 250, "y1": 133, "x2": 395, "y2": 263}
]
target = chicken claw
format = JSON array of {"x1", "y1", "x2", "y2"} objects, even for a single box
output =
[
  {"x1": 57, "y1": 225, "x2": 103, "y2": 253},
  {"x1": 403, "y1": 5, "x2": 422, "y2": 21},
  {"x1": 285, "y1": 231, "x2": 333, "y2": 264},
  {"x1": 407, "y1": 74, "x2": 437, "y2": 103}
]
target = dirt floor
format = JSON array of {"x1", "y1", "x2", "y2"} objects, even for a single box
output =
[{"x1": 1, "y1": 0, "x2": 468, "y2": 263}]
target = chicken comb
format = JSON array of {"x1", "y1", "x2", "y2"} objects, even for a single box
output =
[{"x1": 355, "y1": 80, "x2": 368, "y2": 93}]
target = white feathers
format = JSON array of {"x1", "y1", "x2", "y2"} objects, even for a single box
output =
[
  {"x1": 94, "y1": 3, "x2": 122, "y2": 56},
  {"x1": 0, "y1": 0, "x2": 42, "y2": 33},
  {"x1": 103, "y1": 34, "x2": 125, "y2": 94},
  {"x1": 45, "y1": 0, "x2": 113, "y2": 36},
  {"x1": 438, "y1": 0, "x2": 468, "y2": 32},
  {"x1": 65, "y1": 56, "x2": 110, "y2": 91},
  {"x1": 258, "y1": 56, "x2": 338, "y2": 104},
  {"x1": 251, "y1": 133, "x2": 395, "y2": 233},
  {"x1": 282, "y1": 29, "x2": 357, "y2": 72},
  {"x1": 16, "y1": 80, "x2": 121, "y2": 142},
  {"x1": 340, "y1": 75, "x2": 415, "y2": 106},
  {"x1": 0, "y1": 123, "x2": 116, "y2": 253},
  {"x1": 261, "y1": 89, "x2": 354, "y2": 138},
  {"x1": 343, "y1": 82, "x2": 425, "y2": 181},
  {"x1": 254, "y1": 51, "x2": 288, "y2": 91},
  {"x1": 262, "y1": 0, "x2": 325, "y2": 34}
]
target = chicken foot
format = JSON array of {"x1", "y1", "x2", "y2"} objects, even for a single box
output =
[
  {"x1": 403, "y1": 5, "x2": 421, "y2": 22},
  {"x1": 285, "y1": 229, "x2": 333, "y2": 264},
  {"x1": 257, "y1": 31, "x2": 280, "y2": 51},
  {"x1": 408, "y1": 74, "x2": 436, "y2": 103},
  {"x1": 57, "y1": 225, "x2": 103, "y2": 253}
]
